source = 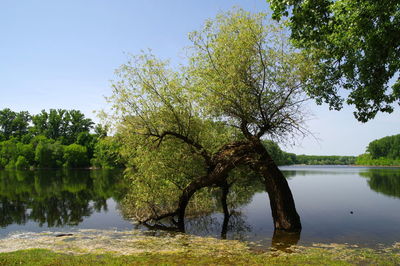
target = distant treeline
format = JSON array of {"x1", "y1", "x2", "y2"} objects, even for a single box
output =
[
  {"x1": 356, "y1": 134, "x2": 400, "y2": 166},
  {"x1": 263, "y1": 140, "x2": 356, "y2": 166},
  {"x1": 0, "y1": 108, "x2": 124, "y2": 169},
  {"x1": 4, "y1": 107, "x2": 391, "y2": 169}
]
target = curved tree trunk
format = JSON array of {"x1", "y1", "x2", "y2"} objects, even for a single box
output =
[
  {"x1": 250, "y1": 140, "x2": 301, "y2": 232},
  {"x1": 146, "y1": 140, "x2": 301, "y2": 233},
  {"x1": 176, "y1": 142, "x2": 251, "y2": 230},
  {"x1": 176, "y1": 177, "x2": 215, "y2": 231}
]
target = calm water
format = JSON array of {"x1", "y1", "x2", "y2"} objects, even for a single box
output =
[
  {"x1": 0, "y1": 169, "x2": 133, "y2": 238},
  {"x1": 1, "y1": 166, "x2": 399, "y2": 247}
]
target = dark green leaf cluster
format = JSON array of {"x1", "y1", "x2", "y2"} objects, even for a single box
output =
[
  {"x1": 30, "y1": 109, "x2": 94, "y2": 144},
  {"x1": 0, "y1": 108, "x2": 94, "y2": 144},
  {"x1": 268, "y1": 0, "x2": 400, "y2": 122},
  {"x1": 367, "y1": 134, "x2": 400, "y2": 159},
  {"x1": 0, "y1": 108, "x2": 123, "y2": 169},
  {"x1": 0, "y1": 109, "x2": 30, "y2": 141}
]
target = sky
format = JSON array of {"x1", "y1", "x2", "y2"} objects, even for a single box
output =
[{"x1": 1, "y1": 0, "x2": 399, "y2": 156}]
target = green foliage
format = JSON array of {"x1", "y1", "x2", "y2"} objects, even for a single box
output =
[
  {"x1": 63, "y1": 144, "x2": 89, "y2": 168},
  {"x1": 0, "y1": 108, "x2": 108, "y2": 169},
  {"x1": 0, "y1": 140, "x2": 18, "y2": 168},
  {"x1": 108, "y1": 9, "x2": 325, "y2": 221},
  {"x1": 31, "y1": 109, "x2": 94, "y2": 144},
  {"x1": 5, "y1": 160, "x2": 16, "y2": 169},
  {"x1": 91, "y1": 136, "x2": 124, "y2": 169},
  {"x1": 35, "y1": 141, "x2": 64, "y2": 168},
  {"x1": 16, "y1": 142, "x2": 35, "y2": 165},
  {"x1": 367, "y1": 134, "x2": 400, "y2": 159},
  {"x1": 294, "y1": 155, "x2": 356, "y2": 165},
  {"x1": 15, "y1": 156, "x2": 29, "y2": 170},
  {"x1": 263, "y1": 140, "x2": 296, "y2": 165},
  {"x1": 268, "y1": 0, "x2": 400, "y2": 122},
  {"x1": 263, "y1": 140, "x2": 356, "y2": 165},
  {"x1": 356, "y1": 134, "x2": 400, "y2": 166},
  {"x1": 356, "y1": 153, "x2": 400, "y2": 166},
  {"x1": 76, "y1": 131, "x2": 96, "y2": 158},
  {"x1": 121, "y1": 136, "x2": 212, "y2": 221},
  {"x1": 0, "y1": 108, "x2": 30, "y2": 140},
  {"x1": 0, "y1": 140, "x2": 36, "y2": 169},
  {"x1": 94, "y1": 124, "x2": 108, "y2": 138},
  {"x1": 187, "y1": 9, "x2": 311, "y2": 141}
]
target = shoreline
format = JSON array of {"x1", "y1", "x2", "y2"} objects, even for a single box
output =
[{"x1": 0, "y1": 230, "x2": 399, "y2": 265}]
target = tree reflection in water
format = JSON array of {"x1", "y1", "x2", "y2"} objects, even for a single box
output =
[
  {"x1": 360, "y1": 168, "x2": 400, "y2": 198},
  {"x1": 123, "y1": 169, "x2": 300, "y2": 251},
  {"x1": 0, "y1": 169, "x2": 125, "y2": 228},
  {"x1": 0, "y1": 168, "x2": 303, "y2": 249}
]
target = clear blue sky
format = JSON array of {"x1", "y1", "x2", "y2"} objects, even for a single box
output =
[{"x1": 1, "y1": 0, "x2": 398, "y2": 156}]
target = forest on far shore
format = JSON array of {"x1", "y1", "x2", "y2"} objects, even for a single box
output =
[
  {"x1": 266, "y1": 133, "x2": 400, "y2": 167},
  {"x1": 0, "y1": 108, "x2": 124, "y2": 169},
  {"x1": 263, "y1": 141, "x2": 356, "y2": 166},
  {"x1": 356, "y1": 134, "x2": 400, "y2": 166},
  {"x1": 0, "y1": 108, "x2": 398, "y2": 169}
]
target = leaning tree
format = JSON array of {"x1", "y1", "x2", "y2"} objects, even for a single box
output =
[{"x1": 109, "y1": 9, "x2": 312, "y2": 232}]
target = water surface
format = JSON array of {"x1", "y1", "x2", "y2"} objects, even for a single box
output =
[
  {"x1": 1, "y1": 166, "x2": 399, "y2": 248},
  {"x1": 0, "y1": 169, "x2": 132, "y2": 238}
]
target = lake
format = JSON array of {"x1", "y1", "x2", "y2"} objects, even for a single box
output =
[{"x1": 0, "y1": 166, "x2": 399, "y2": 248}]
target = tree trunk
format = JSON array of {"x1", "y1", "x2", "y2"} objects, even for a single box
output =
[
  {"x1": 220, "y1": 182, "x2": 230, "y2": 239},
  {"x1": 176, "y1": 141, "x2": 251, "y2": 230},
  {"x1": 176, "y1": 177, "x2": 212, "y2": 231},
  {"x1": 250, "y1": 140, "x2": 301, "y2": 232},
  {"x1": 164, "y1": 140, "x2": 301, "y2": 232}
]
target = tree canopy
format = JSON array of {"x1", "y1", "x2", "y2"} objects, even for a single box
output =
[
  {"x1": 0, "y1": 108, "x2": 30, "y2": 141},
  {"x1": 109, "y1": 9, "x2": 311, "y2": 231},
  {"x1": 268, "y1": 0, "x2": 400, "y2": 122},
  {"x1": 356, "y1": 134, "x2": 400, "y2": 166}
]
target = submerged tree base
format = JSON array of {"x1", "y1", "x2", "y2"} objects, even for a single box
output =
[{"x1": 0, "y1": 230, "x2": 399, "y2": 265}]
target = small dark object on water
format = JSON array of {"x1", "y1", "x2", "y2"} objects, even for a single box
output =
[
  {"x1": 350, "y1": 211, "x2": 354, "y2": 214},
  {"x1": 55, "y1": 233, "x2": 73, "y2": 237}
]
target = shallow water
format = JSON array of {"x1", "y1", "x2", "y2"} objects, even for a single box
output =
[
  {"x1": 182, "y1": 166, "x2": 400, "y2": 248},
  {"x1": 1, "y1": 166, "x2": 399, "y2": 248}
]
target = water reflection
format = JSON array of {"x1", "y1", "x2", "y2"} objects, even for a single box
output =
[
  {"x1": 126, "y1": 173, "x2": 300, "y2": 250},
  {"x1": 360, "y1": 168, "x2": 400, "y2": 198},
  {"x1": 0, "y1": 169, "x2": 125, "y2": 228},
  {"x1": 2, "y1": 166, "x2": 400, "y2": 248},
  {"x1": 127, "y1": 167, "x2": 400, "y2": 249},
  {"x1": 271, "y1": 230, "x2": 301, "y2": 252},
  {"x1": 140, "y1": 209, "x2": 299, "y2": 251}
]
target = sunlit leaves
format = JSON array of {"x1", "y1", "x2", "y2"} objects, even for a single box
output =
[
  {"x1": 268, "y1": 0, "x2": 400, "y2": 122},
  {"x1": 187, "y1": 9, "x2": 311, "y2": 141},
  {"x1": 109, "y1": 9, "x2": 312, "y2": 222}
]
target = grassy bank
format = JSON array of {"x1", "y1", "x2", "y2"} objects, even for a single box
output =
[
  {"x1": 0, "y1": 230, "x2": 399, "y2": 265},
  {"x1": 1, "y1": 246, "x2": 400, "y2": 265}
]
